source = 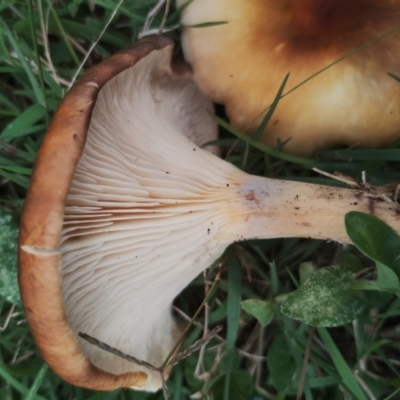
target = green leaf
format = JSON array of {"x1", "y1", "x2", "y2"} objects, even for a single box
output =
[
  {"x1": 376, "y1": 263, "x2": 400, "y2": 291},
  {"x1": 241, "y1": 298, "x2": 275, "y2": 326},
  {"x1": 299, "y1": 262, "x2": 318, "y2": 285},
  {"x1": 67, "y1": 0, "x2": 83, "y2": 17},
  {"x1": 266, "y1": 334, "x2": 296, "y2": 392},
  {"x1": 212, "y1": 370, "x2": 253, "y2": 400},
  {"x1": 363, "y1": 290, "x2": 393, "y2": 308},
  {"x1": 345, "y1": 212, "x2": 400, "y2": 276},
  {"x1": 337, "y1": 252, "x2": 362, "y2": 272},
  {"x1": 0, "y1": 210, "x2": 20, "y2": 305},
  {"x1": 281, "y1": 265, "x2": 366, "y2": 327}
]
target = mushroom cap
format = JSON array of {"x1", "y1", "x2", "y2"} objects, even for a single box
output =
[
  {"x1": 178, "y1": 0, "x2": 400, "y2": 155},
  {"x1": 18, "y1": 35, "x2": 232, "y2": 391}
]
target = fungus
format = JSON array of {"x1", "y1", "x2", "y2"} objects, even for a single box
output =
[
  {"x1": 19, "y1": 35, "x2": 400, "y2": 392},
  {"x1": 178, "y1": 0, "x2": 400, "y2": 155}
]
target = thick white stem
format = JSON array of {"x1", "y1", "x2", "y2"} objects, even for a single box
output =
[{"x1": 222, "y1": 174, "x2": 400, "y2": 243}]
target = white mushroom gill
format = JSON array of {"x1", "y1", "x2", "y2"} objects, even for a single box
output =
[{"x1": 60, "y1": 47, "x2": 243, "y2": 391}]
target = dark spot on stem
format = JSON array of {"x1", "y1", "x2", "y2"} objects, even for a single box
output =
[
  {"x1": 246, "y1": 190, "x2": 260, "y2": 205},
  {"x1": 368, "y1": 197, "x2": 375, "y2": 215},
  {"x1": 354, "y1": 192, "x2": 363, "y2": 201}
]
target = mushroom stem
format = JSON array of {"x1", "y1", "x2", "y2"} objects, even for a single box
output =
[{"x1": 224, "y1": 175, "x2": 400, "y2": 243}]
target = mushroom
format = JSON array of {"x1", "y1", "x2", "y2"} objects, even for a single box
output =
[
  {"x1": 18, "y1": 35, "x2": 400, "y2": 392},
  {"x1": 177, "y1": 0, "x2": 400, "y2": 155}
]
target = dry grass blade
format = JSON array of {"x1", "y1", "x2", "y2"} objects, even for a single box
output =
[
  {"x1": 139, "y1": 0, "x2": 171, "y2": 37},
  {"x1": 158, "y1": 0, "x2": 171, "y2": 34},
  {"x1": 68, "y1": 0, "x2": 124, "y2": 89},
  {"x1": 162, "y1": 377, "x2": 171, "y2": 400},
  {"x1": 313, "y1": 168, "x2": 400, "y2": 210},
  {"x1": 78, "y1": 332, "x2": 161, "y2": 372},
  {"x1": 296, "y1": 327, "x2": 315, "y2": 400},
  {"x1": 79, "y1": 331, "x2": 173, "y2": 399},
  {"x1": 168, "y1": 325, "x2": 223, "y2": 366},
  {"x1": 0, "y1": 304, "x2": 15, "y2": 332},
  {"x1": 312, "y1": 168, "x2": 359, "y2": 188}
]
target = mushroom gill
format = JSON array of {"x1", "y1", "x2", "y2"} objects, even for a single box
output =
[{"x1": 60, "y1": 46, "x2": 241, "y2": 390}]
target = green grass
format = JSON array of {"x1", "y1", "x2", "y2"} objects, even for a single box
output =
[{"x1": 1, "y1": 1, "x2": 400, "y2": 399}]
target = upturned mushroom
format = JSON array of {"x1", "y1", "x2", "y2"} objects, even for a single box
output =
[
  {"x1": 178, "y1": 0, "x2": 400, "y2": 155},
  {"x1": 19, "y1": 35, "x2": 400, "y2": 392}
]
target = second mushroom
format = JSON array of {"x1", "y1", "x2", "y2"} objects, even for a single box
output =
[{"x1": 178, "y1": 0, "x2": 400, "y2": 155}]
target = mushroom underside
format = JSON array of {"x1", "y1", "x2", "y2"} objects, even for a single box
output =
[{"x1": 61, "y1": 46, "x2": 243, "y2": 391}]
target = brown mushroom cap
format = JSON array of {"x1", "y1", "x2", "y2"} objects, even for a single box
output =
[
  {"x1": 178, "y1": 0, "x2": 400, "y2": 155},
  {"x1": 18, "y1": 35, "x2": 220, "y2": 391}
]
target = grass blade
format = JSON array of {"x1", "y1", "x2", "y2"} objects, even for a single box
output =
[
  {"x1": 210, "y1": 113, "x2": 314, "y2": 165},
  {"x1": 0, "y1": 104, "x2": 46, "y2": 141},
  {"x1": 27, "y1": 0, "x2": 49, "y2": 122},
  {"x1": 388, "y1": 72, "x2": 400, "y2": 84},
  {"x1": 24, "y1": 364, "x2": 48, "y2": 400},
  {"x1": 0, "y1": 361, "x2": 47, "y2": 400},
  {"x1": 0, "y1": 168, "x2": 30, "y2": 188},
  {"x1": 252, "y1": 73, "x2": 289, "y2": 140},
  {"x1": 45, "y1": 0, "x2": 80, "y2": 67},
  {"x1": 224, "y1": 256, "x2": 241, "y2": 400},
  {"x1": 318, "y1": 328, "x2": 368, "y2": 400},
  {"x1": 2, "y1": 23, "x2": 45, "y2": 106}
]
